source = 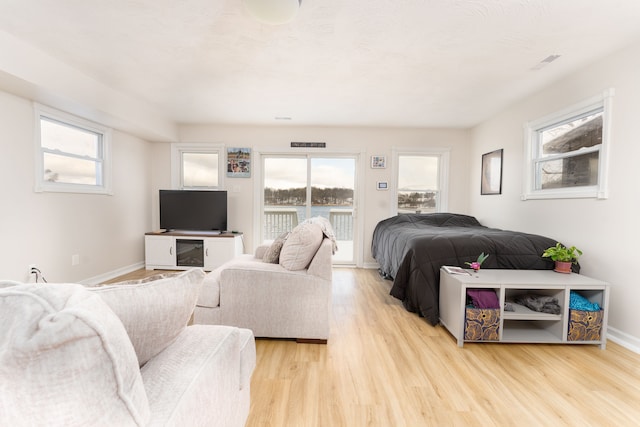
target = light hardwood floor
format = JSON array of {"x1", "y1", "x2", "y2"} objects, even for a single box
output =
[
  {"x1": 113, "y1": 268, "x2": 640, "y2": 426},
  {"x1": 245, "y1": 268, "x2": 640, "y2": 427}
]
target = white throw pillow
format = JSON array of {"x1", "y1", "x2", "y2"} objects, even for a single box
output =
[
  {"x1": 0, "y1": 283, "x2": 150, "y2": 426},
  {"x1": 279, "y1": 222, "x2": 324, "y2": 271},
  {"x1": 90, "y1": 268, "x2": 205, "y2": 366}
]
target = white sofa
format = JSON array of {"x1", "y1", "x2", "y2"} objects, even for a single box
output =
[
  {"x1": 194, "y1": 220, "x2": 334, "y2": 342},
  {"x1": 0, "y1": 269, "x2": 256, "y2": 427}
]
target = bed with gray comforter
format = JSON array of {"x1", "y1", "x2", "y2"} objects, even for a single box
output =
[{"x1": 371, "y1": 213, "x2": 576, "y2": 325}]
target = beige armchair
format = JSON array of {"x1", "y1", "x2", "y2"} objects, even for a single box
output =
[{"x1": 194, "y1": 221, "x2": 334, "y2": 343}]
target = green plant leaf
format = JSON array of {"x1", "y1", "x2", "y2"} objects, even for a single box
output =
[{"x1": 541, "y1": 243, "x2": 582, "y2": 263}]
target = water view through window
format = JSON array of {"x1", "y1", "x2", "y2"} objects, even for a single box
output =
[
  {"x1": 397, "y1": 155, "x2": 440, "y2": 213},
  {"x1": 263, "y1": 156, "x2": 355, "y2": 263}
]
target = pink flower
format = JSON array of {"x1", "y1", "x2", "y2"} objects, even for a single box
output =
[{"x1": 465, "y1": 253, "x2": 489, "y2": 271}]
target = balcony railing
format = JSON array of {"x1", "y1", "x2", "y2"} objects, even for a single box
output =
[
  {"x1": 328, "y1": 209, "x2": 353, "y2": 240},
  {"x1": 263, "y1": 208, "x2": 299, "y2": 240},
  {"x1": 263, "y1": 208, "x2": 353, "y2": 241}
]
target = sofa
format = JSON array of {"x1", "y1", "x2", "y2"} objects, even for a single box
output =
[
  {"x1": 0, "y1": 269, "x2": 256, "y2": 427},
  {"x1": 194, "y1": 219, "x2": 334, "y2": 342}
]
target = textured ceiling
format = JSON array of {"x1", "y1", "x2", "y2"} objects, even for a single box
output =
[{"x1": 1, "y1": 0, "x2": 640, "y2": 129}]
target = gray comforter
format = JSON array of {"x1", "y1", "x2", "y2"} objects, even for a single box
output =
[{"x1": 372, "y1": 213, "x2": 576, "y2": 325}]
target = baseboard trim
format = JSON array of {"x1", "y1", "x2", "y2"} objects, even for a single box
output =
[
  {"x1": 362, "y1": 262, "x2": 380, "y2": 269},
  {"x1": 80, "y1": 262, "x2": 145, "y2": 286},
  {"x1": 606, "y1": 326, "x2": 640, "y2": 354}
]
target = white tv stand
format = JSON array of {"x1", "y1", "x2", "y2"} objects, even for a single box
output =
[
  {"x1": 145, "y1": 230, "x2": 243, "y2": 272},
  {"x1": 439, "y1": 269, "x2": 609, "y2": 349}
]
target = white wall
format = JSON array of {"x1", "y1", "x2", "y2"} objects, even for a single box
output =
[
  {"x1": 0, "y1": 29, "x2": 178, "y2": 142},
  {"x1": 1, "y1": 35, "x2": 638, "y2": 348},
  {"x1": 150, "y1": 125, "x2": 471, "y2": 266},
  {"x1": 469, "y1": 40, "x2": 640, "y2": 348},
  {"x1": 0, "y1": 90, "x2": 153, "y2": 283}
]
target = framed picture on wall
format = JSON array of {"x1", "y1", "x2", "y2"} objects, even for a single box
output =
[
  {"x1": 481, "y1": 149, "x2": 503, "y2": 195},
  {"x1": 371, "y1": 155, "x2": 386, "y2": 169},
  {"x1": 227, "y1": 147, "x2": 251, "y2": 178}
]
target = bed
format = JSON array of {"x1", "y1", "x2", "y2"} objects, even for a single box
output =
[{"x1": 372, "y1": 213, "x2": 576, "y2": 325}]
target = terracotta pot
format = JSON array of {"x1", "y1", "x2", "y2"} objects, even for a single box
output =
[{"x1": 554, "y1": 261, "x2": 572, "y2": 274}]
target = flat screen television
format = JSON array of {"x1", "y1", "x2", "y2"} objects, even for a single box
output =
[{"x1": 159, "y1": 190, "x2": 227, "y2": 232}]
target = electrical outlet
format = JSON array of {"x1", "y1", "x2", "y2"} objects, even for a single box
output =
[{"x1": 71, "y1": 254, "x2": 80, "y2": 266}]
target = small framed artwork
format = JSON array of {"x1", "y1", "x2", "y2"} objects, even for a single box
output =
[
  {"x1": 227, "y1": 147, "x2": 251, "y2": 178},
  {"x1": 481, "y1": 149, "x2": 503, "y2": 195},
  {"x1": 371, "y1": 155, "x2": 386, "y2": 169},
  {"x1": 377, "y1": 181, "x2": 388, "y2": 190}
]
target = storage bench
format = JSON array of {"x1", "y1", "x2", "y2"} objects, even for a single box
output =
[{"x1": 439, "y1": 268, "x2": 609, "y2": 348}]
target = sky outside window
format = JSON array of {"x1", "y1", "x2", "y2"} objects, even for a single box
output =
[
  {"x1": 264, "y1": 157, "x2": 354, "y2": 190},
  {"x1": 398, "y1": 156, "x2": 439, "y2": 190}
]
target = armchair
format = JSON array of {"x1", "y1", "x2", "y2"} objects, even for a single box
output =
[{"x1": 194, "y1": 221, "x2": 333, "y2": 343}]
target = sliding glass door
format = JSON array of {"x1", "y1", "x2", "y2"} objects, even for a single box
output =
[{"x1": 262, "y1": 155, "x2": 356, "y2": 264}]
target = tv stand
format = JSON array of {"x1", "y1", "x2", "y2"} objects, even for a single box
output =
[
  {"x1": 145, "y1": 230, "x2": 242, "y2": 271},
  {"x1": 164, "y1": 229, "x2": 222, "y2": 236}
]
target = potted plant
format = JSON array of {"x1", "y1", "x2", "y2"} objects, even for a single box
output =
[
  {"x1": 465, "y1": 252, "x2": 489, "y2": 272},
  {"x1": 542, "y1": 243, "x2": 582, "y2": 274}
]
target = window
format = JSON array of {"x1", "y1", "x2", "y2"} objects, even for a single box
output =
[
  {"x1": 393, "y1": 149, "x2": 450, "y2": 214},
  {"x1": 35, "y1": 104, "x2": 111, "y2": 194},
  {"x1": 523, "y1": 90, "x2": 613, "y2": 200},
  {"x1": 171, "y1": 143, "x2": 222, "y2": 189}
]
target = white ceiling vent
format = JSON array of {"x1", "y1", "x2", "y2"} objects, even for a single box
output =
[{"x1": 531, "y1": 55, "x2": 562, "y2": 70}]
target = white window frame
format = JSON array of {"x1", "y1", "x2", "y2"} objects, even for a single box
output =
[
  {"x1": 391, "y1": 147, "x2": 450, "y2": 216},
  {"x1": 34, "y1": 104, "x2": 112, "y2": 195},
  {"x1": 170, "y1": 143, "x2": 225, "y2": 190},
  {"x1": 522, "y1": 89, "x2": 614, "y2": 200}
]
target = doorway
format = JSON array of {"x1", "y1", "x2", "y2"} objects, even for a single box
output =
[{"x1": 261, "y1": 154, "x2": 357, "y2": 265}]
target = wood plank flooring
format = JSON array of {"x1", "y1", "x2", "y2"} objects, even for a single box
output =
[
  {"x1": 108, "y1": 268, "x2": 640, "y2": 426},
  {"x1": 245, "y1": 268, "x2": 640, "y2": 427}
]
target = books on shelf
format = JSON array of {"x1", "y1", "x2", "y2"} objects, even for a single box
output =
[{"x1": 442, "y1": 265, "x2": 472, "y2": 275}]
